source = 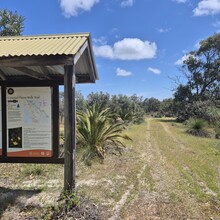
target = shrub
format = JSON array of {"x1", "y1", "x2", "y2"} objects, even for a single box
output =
[
  {"x1": 76, "y1": 105, "x2": 132, "y2": 165},
  {"x1": 186, "y1": 118, "x2": 209, "y2": 137},
  {"x1": 22, "y1": 164, "x2": 45, "y2": 176},
  {"x1": 214, "y1": 123, "x2": 220, "y2": 139},
  {"x1": 176, "y1": 101, "x2": 220, "y2": 124}
]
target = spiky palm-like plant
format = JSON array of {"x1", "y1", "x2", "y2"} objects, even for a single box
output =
[
  {"x1": 76, "y1": 105, "x2": 131, "y2": 165},
  {"x1": 186, "y1": 118, "x2": 209, "y2": 137}
]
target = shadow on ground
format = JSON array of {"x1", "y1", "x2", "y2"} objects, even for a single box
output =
[
  {"x1": 159, "y1": 118, "x2": 177, "y2": 123},
  {"x1": 0, "y1": 187, "x2": 41, "y2": 218}
]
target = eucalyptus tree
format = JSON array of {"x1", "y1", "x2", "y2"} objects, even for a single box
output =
[
  {"x1": 173, "y1": 33, "x2": 220, "y2": 121},
  {"x1": 176, "y1": 33, "x2": 220, "y2": 102},
  {"x1": 0, "y1": 9, "x2": 25, "y2": 36}
]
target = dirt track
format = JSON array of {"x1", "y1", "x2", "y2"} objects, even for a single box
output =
[
  {"x1": 110, "y1": 118, "x2": 220, "y2": 219},
  {"x1": 0, "y1": 118, "x2": 220, "y2": 219}
]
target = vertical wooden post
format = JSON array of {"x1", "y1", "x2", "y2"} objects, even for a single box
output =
[
  {"x1": 64, "y1": 65, "x2": 76, "y2": 192},
  {"x1": 52, "y1": 85, "x2": 59, "y2": 159},
  {"x1": 2, "y1": 86, "x2": 7, "y2": 157}
]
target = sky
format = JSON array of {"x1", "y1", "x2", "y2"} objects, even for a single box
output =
[{"x1": 1, "y1": 0, "x2": 220, "y2": 100}]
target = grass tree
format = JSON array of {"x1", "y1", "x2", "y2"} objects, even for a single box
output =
[
  {"x1": 76, "y1": 105, "x2": 131, "y2": 165},
  {"x1": 186, "y1": 118, "x2": 209, "y2": 137}
]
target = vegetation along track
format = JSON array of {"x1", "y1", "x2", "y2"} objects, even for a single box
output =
[
  {"x1": 111, "y1": 118, "x2": 220, "y2": 219},
  {"x1": 0, "y1": 118, "x2": 220, "y2": 219}
]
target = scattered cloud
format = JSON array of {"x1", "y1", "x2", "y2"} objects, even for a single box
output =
[
  {"x1": 194, "y1": 37, "x2": 205, "y2": 49},
  {"x1": 94, "y1": 38, "x2": 157, "y2": 60},
  {"x1": 111, "y1": 28, "x2": 120, "y2": 39},
  {"x1": 59, "y1": 0, "x2": 100, "y2": 17},
  {"x1": 116, "y1": 68, "x2": 133, "y2": 76},
  {"x1": 111, "y1": 28, "x2": 119, "y2": 33},
  {"x1": 93, "y1": 36, "x2": 107, "y2": 45},
  {"x1": 148, "y1": 67, "x2": 161, "y2": 75},
  {"x1": 157, "y1": 28, "x2": 171, "y2": 33},
  {"x1": 213, "y1": 20, "x2": 220, "y2": 27},
  {"x1": 94, "y1": 45, "x2": 114, "y2": 59},
  {"x1": 121, "y1": 0, "x2": 134, "y2": 7},
  {"x1": 174, "y1": 0, "x2": 188, "y2": 3},
  {"x1": 175, "y1": 54, "x2": 194, "y2": 65},
  {"x1": 193, "y1": 0, "x2": 220, "y2": 16},
  {"x1": 212, "y1": 20, "x2": 220, "y2": 32},
  {"x1": 194, "y1": 40, "x2": 202, "y2": 49}
]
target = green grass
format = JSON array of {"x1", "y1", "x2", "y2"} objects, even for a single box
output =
[
  {"x1": 22, "y1": 164, "x2": 46, "y2": 177},
  {"x1": 153, "y1": 118, "x2": 220, "y2": 200},
  {"x1": 1, "y1": 118, "x2": 220, "y2": 219}
]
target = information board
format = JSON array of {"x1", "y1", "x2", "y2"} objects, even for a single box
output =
[
  {"x1": 6, "y1": 87, "x2": 52, "y2": 157},
  {"x1": 0, "y1": 87, "x2": 2, "y2": 156}
]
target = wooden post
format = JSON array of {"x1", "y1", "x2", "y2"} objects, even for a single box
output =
[{"x1": 64, "y1": 65, "x2": 76, "y2": 192}]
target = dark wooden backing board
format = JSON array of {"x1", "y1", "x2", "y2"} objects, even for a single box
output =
[{"x1": 0, "y1": 81, "x2": 63, "y2": 164}]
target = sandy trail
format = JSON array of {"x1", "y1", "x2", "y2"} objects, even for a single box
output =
[{"x1": 114, "y1": 118, "x2": 211, "y2": 219}]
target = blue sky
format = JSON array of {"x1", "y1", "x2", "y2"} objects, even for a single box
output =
[{"x1": 1, "y1": 0, "x2": 220, "y2": 100}]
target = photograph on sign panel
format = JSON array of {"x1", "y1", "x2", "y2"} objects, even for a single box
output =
[{"x1": 8, "y1": 127, "x2": 22, "y2": 148}]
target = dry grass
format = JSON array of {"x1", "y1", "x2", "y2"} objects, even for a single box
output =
[{"x1": 0, "y1": 118, "x2": 220, "y2": 219}]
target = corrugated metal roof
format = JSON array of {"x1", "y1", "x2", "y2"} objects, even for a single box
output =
[
  {"x1": 0, "y1": 33, "x2": 98, "y2": 83},
  {"x1": 0, "y1": 33, "x2": 89, "y2": 57}
]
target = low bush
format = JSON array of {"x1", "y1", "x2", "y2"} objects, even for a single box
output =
[
  {"x1": 176, "y1": 101, "x2": 220, "y2": 124},
  {"x1": 214, "y1": 123, "x2": 220, "y2": 139},
  {"x1": 186, "y1": 118, "x2": 209, "y2": 137},
  {"x1": 22, "y1": 164, "x2": 45, "y2": 176}
]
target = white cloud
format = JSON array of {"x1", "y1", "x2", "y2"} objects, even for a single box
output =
[
  {"x1": 59, "y1": 0, "x2": 99, "y2": 17},
  {"x1": 174, "y1": 0, "x2": 188, "y2": 3},
  {"x1": 213, "y1": 20, "x2": 220, "y2": 27},
  {"x1": 121, "y1": 0, "x2": 134, "y2": 7},
  {"x1": 116, "y1": 68, "x2": 132, "y2": 76},
  {"x1": 194, "y1": 38, "x2": 205, "y2": 49},
  {"x1": 93, "y1": 37, "x2": 107, "y2": 45},
  {"x1": 175, "y1": 54, "x2": 194, "y2": 65},
  {"x1": 194, "y1": 40, "x2": 202, "y2": 49},
  {"x1": 193, "y1": 0, "x2": 220, "y2": 16},
  {"x1": 94, "y1": 38, "x2": 157, "y2": 60},
  {"x1": 213, "y1": 20, "x2": 220, "y2": 32},
  {"x1": 157, "y1": 28, "x2": 171, "y2": 33},
  {"x1": 94, "y1": 45, "x2": 114, "y2": 59},
  {"x1": 148, "y1": 67, "x2": 161, "y2": 75}
]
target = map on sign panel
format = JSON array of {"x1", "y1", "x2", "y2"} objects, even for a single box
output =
[{"x1": 24, "y1": 99, "x2": 50, "y2": 124}]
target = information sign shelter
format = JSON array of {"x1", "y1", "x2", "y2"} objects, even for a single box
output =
[{"x1": 0, "y1": 33, "x2": 98, "y2": 191}]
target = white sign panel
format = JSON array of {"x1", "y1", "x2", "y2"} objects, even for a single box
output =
[{"x1": 7, "y1": 87, "x2": 52, "y2": 157}]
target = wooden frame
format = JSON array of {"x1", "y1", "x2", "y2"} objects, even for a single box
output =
[
  {"x1": 0, "y1": 81, "x2": 63, "y2": 164},
  {"x1": 0, "y1": 35, "x2": 98, "y2": 192},
  {"x1": 64, "y1": 65, "x2": 76, "y2": 191}
]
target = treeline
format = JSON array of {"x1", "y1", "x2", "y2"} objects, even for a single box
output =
[
  {"x1": 59, "y1": 92, "x2": 178, "y2": 125},
  {"x1": 59, "y1": 33, "x2": 219, "y2": 141}
]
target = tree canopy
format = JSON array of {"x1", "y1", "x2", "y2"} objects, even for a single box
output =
[
  {"x1": 173, "y1": 33, "x2": 220, "y2": 122},
  {"x1": 0, "y1": 9, "x2": 25, "y2": 36},
  {"x1": 176, "y1": 33, "x2": 220, "y2": 102}
]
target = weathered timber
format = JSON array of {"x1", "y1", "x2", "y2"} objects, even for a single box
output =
[
  {"x1": 0, "y1": 68, "x2": 7, "y2": 80},
  {"x1": 12, "y1": 67, "x2": 51, "y2": 80},
  {"x1": 40, "y1": 66, "x2": 53, "y2": 78},
  {"x1": 64, "y1": 65, "x2": 76, "y2": 191},
  {"x1": 0, "y1": 55, "x2": 74, "y2": 67}
]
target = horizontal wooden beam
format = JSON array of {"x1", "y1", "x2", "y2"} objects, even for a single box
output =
[
  {"x1": 0, "y1": 157, "x2": 64, "y2": 164},
  {"x1": 0, "y1": 68, "x2": 7, "y2": 80},
  {"x1": 13, "y1": 67, "x2": 51, "y2": 80},
  {"x1": 0, "y1": 79, "x2": 64, "y2": 86},
  {"x1": 40, "y1": 66, "x2": 53, "y2": 78},
  {"x1": 0, "y1": 55, "x2": 74, "y2": 67},
  {"x1": 46, "y1": 65, "x2": 64, "y2": 75}
]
